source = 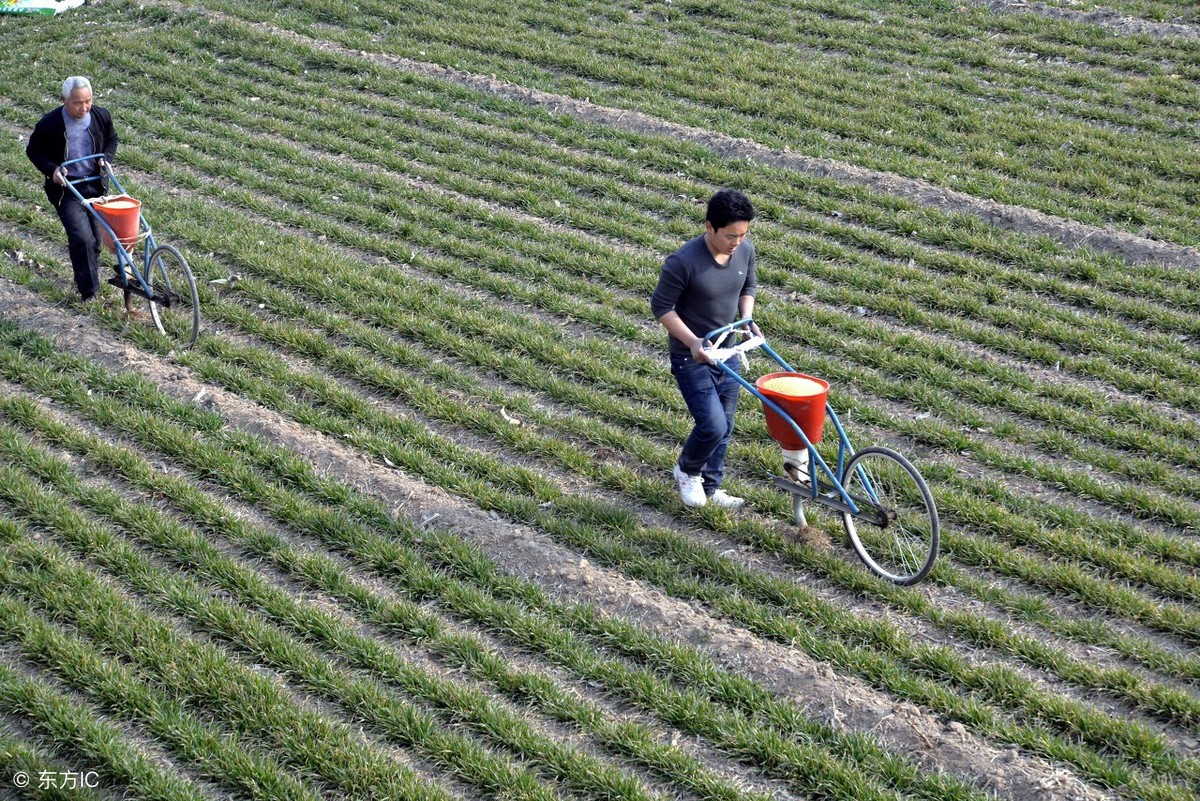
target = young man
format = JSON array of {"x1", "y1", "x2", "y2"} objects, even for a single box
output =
[
  {"x1": 652, "y1": 189, "x2": 758, "y2": 508},
  {"x1": 26, "y1": 76, "x2": 119, "y2": 303}
]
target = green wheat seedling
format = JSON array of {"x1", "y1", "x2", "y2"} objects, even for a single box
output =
[
  {"x1": 9, "y1": 35, "x2": 1200, "y2": 455},
  {"x1": 0, "y1": 423, "x2": 932, "y2": 801},
  {"x1": 111, "y1": 23, "x2": 1200, "y2": 326},
  {"x1": 103, "y1": 35, "x2": 1200, "y2": 350},
  {"x1": 4, "y1": 173, "x2": 1195, "y2": 690},
  {"x1": 0, "y1": 327, "x2": 1197, "y2": 800},
  {"x1": 0, "y1": 618, "x2": 209, "y2": 801},
  {"x1": 0, "y1": 471, "x2": 675, "y2": 801},
  {"x1": 11, "y1": 51, "x2": 1200, "y2": 470},
  {"x1": 0, "y1": 727, "x2": 113, "y2": 801},
  {"x1": 11, "y1": 20, "x2": 1200, "y2": 362},
  {"x1": 7, "y1": 0, "x2": 1200, "y2": 714},
  {"x1": 194, "y1": 267, "x2": 1200, "y2": 606},
  {"x1": 4, "y1": 175, "x2": 1195, "y2": 642},
  {"x1": 0, "y1": 530, "x2": 460, "y2": 801},
  {"x1": 162, "y1": 231, "x2": 1200, "y2": 582},
  {"x1": 5, "y1": 6, "x2": 1200, "y2": 801},
  {"x1": 4, "y1": 122, "x2": 1190, "y2": 544},
  {"x1": 0, "y1": 554, "x2": 323, "y2": 801},
  {"x1": 152, "y1": 0, "x2": 1200, "y2": 244},
  {"x1": 0, "y1": 396, "x2": 1143, "y2": 801},
  {"x1": 9, "y1": 0, "x2": 1200, "y2": 250},
  {"x1": 0, "y1": 397, "x2": 1003, "y2": 801}
]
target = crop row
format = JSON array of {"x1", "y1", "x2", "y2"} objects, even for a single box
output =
[
  {"x1": 0, "y1": 364, "x2": 998, "y2": 801},
  {"x1": 2, "y1": 82, "x2": 1200, "y2": 690},
  {"x1": 12, "y1": 11, "x2": 1200, "y2": 322},
  {"x1": 148, "y1": 21, "x2": 1200, "y2": 330},
  {"x1": 9, "y1": 70, "x2": 1198, "y2": 538},
  {"x1": 1020, "y1": 0, "x2": 1198, "y2": 25},
  {"x1": 7, "y1": 61, "x2": 1200, "y2": 613},
  {"x1": 10, "y1": 21, "x2": 1200, "y2": 469},
  {"x1": 0, "y1": 284, "x2": 1195, "y2": 796},
  {"x1": 161, "y1": 0, "x2": 1200, "y2": 244},
  {"x1": 7, "y1": 7, "x2": 1200, "y2": 796},
  {"x1": 0, "y1": 633, "x2": 206, "y2": 801},
  {"x1": 97, "y1": 22, "x2": 1200, "y2": 366},
  {"x1": 6, "y1": 136, "x2": 1200, "y2": 637}
]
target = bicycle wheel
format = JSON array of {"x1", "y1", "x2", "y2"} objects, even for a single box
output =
[
  {"x1": 840, "y1": 446, "x2": 939, "y2": 585},
  {"x1": 145, "y1": 244, "x2": 200, "y2": 349}
]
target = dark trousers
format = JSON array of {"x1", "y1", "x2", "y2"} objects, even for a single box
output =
[
  {"x1": 671, "y1": 353, "x2": 742, "y2": 495},
  {"x1": 49, "y1": 183, "x2": 104, "y2": 299}
]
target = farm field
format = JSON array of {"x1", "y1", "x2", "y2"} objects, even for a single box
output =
[{"x1": 0, "y1": 0, "x2": 1198, "y2": 799}]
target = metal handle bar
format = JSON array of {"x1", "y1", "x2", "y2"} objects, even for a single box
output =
[
  {"x1": 701, "y1": 318, "x2": 766, "y2": 370},
  {"x1": 59, "y1": 154, "x2": 126, "y2": 195},
  {"x1": 702, "y1": 318, "x2": 797, "y2": 372},
  {"x1": 702, "y1": 334, "x2": 765, "y2": 365},
  {"x1": 57, "y1": 156, "x2": 154, "y2": 293}
]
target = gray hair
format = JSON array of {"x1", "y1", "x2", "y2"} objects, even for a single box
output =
[{"x1": 61, "y1": 76, "x2": 92, "y2": 100}]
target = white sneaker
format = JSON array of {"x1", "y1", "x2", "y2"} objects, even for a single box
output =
[
  {"x1": 708, "y1": 489, "x2": 744, "y2": 510},
  {"x1": 673, "y1": 464, "x2": 707, "y2": 507}
]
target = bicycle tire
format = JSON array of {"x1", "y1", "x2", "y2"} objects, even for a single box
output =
[
  {"x1": 840, "y1": 446, "x2": 939, "y2": 585},
  {"x1": 145, "y1": 244, "x2": 200, "y2": 350}
]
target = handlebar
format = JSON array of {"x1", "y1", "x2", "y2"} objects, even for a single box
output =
[
  {"x1": 58, "y1": 154, "x2": 128, "y2": 204},
  {"x1": 58, "y1": 153, "x2": 114, "y2": 187},
  {"x1": 701, "y1": 318, "x2": 764, "y2": 365},
  {"x1": 701, "y1": 317, "x2": 798, "y2": 376},
  {"x1": 703, "y1": 334, "x2": 765, "y2": 364},
  {"x1": 61, "y1": 154, "x2": 111, "y2": 169}
]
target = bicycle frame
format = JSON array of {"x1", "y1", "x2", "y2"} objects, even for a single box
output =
[
  {"x1": 60, "y1": 155, "x2": 162, "y2": 303},
  {"x1": 703, "y1": 318, "x2": 879, "y2": 520}
]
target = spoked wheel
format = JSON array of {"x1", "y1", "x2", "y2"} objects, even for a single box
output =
[
  {"x1": 840, "y1": 446, "x2": 939, "y2": 585},
  {"x1": 145, "y1": 244, "x2": 200, "y2": 349}
]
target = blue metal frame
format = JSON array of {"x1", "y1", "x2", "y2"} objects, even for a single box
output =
[
  {"x1": 704, "y1": 318, "x2": 863, "y2": 514},
  {"x1": 61, "y1": 154, "x2": 160, "y2": 300}
]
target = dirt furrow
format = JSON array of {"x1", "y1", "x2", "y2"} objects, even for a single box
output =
[
  {"x1": 971, "y1": 0, "x2": 1200, "y2": 41},
  {"x1": 5, "y1": 405, "x2": 810, "y2": 801},
  {"x1": 0, "y1": 274, "x2": 1117, "y2": 801},
  {"x1": 145, "y1": 0, "x2": 1200, "y2": 270}
]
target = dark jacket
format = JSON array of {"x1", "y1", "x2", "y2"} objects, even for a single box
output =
[{"x1": 26, "y1": 104, "x2": 118, "y2": 204}]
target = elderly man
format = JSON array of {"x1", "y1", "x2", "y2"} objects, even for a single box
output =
[{"x1": 26, "y1": 75, "x2": 119, "y2": 303}]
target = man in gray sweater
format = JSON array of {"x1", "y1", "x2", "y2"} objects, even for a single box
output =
[{"x1": 651, "y1": 189, "x2": 758, "y2": 508}]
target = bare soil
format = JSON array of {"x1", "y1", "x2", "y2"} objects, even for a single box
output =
[
  {"x1": 0, "y1": 273, "x2": 1117, "y2": 801},
  {"x1": 9, "y1": 5, "x2": 1194, "y2": 797},
  {"x1": 153, "y1": 0, "x2": 1200, "y2": 270},
  {"x1": 970, "y1": 0, "x2": 1200, "y2": 41}
]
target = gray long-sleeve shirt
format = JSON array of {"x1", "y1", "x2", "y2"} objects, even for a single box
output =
[{"x1": 651, "y1": 235, "x2": 757, "y2": 356}]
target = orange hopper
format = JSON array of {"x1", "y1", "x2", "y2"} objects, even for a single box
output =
[
  {"x1": 92, "y1": 195, "x2": 141, "y2": 254},
  {"x1": 754, "y1": 372, "x2": 830, "y2": 447}
]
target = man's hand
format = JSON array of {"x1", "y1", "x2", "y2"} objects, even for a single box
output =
[
  {"x1": 52, "y1": 167, "x2": 66, "y2": 186},
  {"x1": 690, "y1": 337, "x2": 713, "y2": 364},
  {"x1": 658, "y1": 310, "x2": 714, "y2": 364}
]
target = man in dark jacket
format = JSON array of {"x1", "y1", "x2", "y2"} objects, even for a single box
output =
[{"x1": 26, "y1": 76, "x2": 119, "y2": 302}]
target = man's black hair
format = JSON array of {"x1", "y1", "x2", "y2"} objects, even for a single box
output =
[{"x1": 705, "y1": 189, "x2": 755, "y2": 231}]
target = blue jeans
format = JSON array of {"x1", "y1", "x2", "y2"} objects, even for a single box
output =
[{"x1": 671, "y1": 353, "x2": 741, "y2": 495}]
